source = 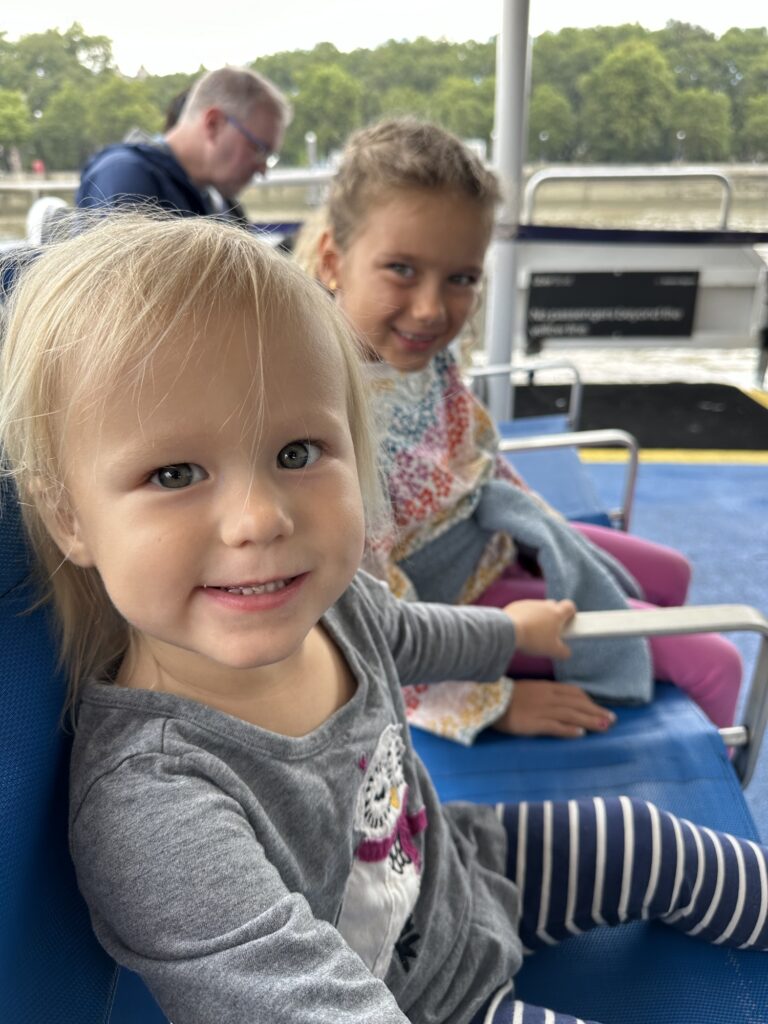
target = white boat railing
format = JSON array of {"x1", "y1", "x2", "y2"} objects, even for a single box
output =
[{"x1": 522, "y1": 166, "x2": 735, "y2": 230}]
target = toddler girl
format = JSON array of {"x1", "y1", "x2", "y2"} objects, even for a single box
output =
[
  {"x1": 309, "y1": 117, "x2": 742, "y2": 741},
  {"x1": 2, "y1": 213, "x2": 765, "y2": 1024}
]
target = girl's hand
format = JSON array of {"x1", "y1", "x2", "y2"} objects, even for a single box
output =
[
  {"x1": 504, "y1": 598, "x2": 576, "y2": 659},
  {"x1": 493, "y1": 679, "x2": 617, "y2": 738}
]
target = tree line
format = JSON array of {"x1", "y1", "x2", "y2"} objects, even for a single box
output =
[{"x1": 0, "y1": 21, "x2": 766, "y2": 173}]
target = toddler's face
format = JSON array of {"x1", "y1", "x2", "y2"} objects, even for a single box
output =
[
  {"x1": 49, "y1": 317, "x2": 365, "y2": 692},
  {"x1": 327, "y1": 188, "x2": 492, "y2": 372}
]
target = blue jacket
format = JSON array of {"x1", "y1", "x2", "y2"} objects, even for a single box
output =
[{"x1": 76, "y1": 142, "x2": 216, "y2": 217}]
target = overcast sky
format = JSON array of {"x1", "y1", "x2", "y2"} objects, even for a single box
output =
[{"x1": 3, "y1": 1, "x2": 766, "y2": 77}]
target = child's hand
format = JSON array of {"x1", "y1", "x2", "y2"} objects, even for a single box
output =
[
  {"x1": 492, "y1": 680, "x2": 616, "y2": 738},
  {"x1": 504, "y1": 599, "x2": 575, "y2": 659}
]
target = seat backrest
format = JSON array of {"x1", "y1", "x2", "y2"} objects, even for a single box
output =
[{"x1": 0, "y1": 481, "x2": 118, "y2": 1022}]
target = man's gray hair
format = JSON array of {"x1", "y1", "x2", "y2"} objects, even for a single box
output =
[{"x1": 181, "y1": 66, "x2": 292, "y2": 126}]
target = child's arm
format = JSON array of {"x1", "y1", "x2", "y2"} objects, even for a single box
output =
[
  {"x1": 362, "y1": 573, "x2": 615, "y2": 743},
  {"x1": 375, "y1": 578, "x2": 608, "y2": 742},
  {"x1": 397, "y1": 598, "x2": 614, "y2": 741},
  {"x1": 71, "y1": 759, "x2": 409, "y2": 1024},
  {"x1": 361, "y1": 572, "x2": 573, "y2": 687}
]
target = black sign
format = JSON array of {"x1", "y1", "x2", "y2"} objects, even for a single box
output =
[{"x1": 526, "y1": 271, "x2": 699, "y2": 343}]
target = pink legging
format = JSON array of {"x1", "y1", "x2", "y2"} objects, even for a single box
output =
[{"x1": 476, "y1": 522, "x2": 742, "y2": 728}]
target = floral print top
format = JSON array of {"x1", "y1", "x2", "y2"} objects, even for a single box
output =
[{"x1": 365, "y1": 349, "x2": 528, "y2": 743}]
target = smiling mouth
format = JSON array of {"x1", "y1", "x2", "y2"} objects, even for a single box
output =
[
  {"x1": 203, "y1": 576, "x2": 296, "y2": 596},
  {"x1": 395, "y1": 328, "x2": 438, "y2": 346}
]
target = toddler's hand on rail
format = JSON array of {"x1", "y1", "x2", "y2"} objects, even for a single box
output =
[
  {"x1": 504, "y1": 598, "x2": 575, "y2": 659},
  {"x1": 492, "y1": 679, "x2": 616, "y2": 739}
]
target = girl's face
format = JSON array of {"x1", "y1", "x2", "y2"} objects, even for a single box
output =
[
  {"x1": 321, "y1": 188, "x2": 493, "y2": 373},
  {"x1": 48, "y1": 316, "x2": 366, "y2": 697}
]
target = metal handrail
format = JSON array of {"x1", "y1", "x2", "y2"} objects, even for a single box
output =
[
  {"x1": 498, "y1": 430, "x2": 639, "y2": 532},
  {"x1": 565, "y1": 604, "x2": 768, "y2": 786},
  {"x1": 522, "y1": 166, "x2": 735, "y2": 230},
  {"x1": 469, "y1": 360, "x2": 583, "y2": 429}
]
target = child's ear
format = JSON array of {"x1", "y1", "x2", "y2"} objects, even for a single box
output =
[
  {"x1": 317, "y1": 230, "x2": 342, "y2": 291},
  {"x1": 33, "y1": 482, "x2": 95, "y2": 568}
]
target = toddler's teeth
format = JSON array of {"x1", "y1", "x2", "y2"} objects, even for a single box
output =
[{"x1": 219, "y1": 578, "x2": 290, "y2": 596}]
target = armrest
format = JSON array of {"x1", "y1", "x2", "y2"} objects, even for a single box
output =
[
  {"x1": 468, "y1": 359, "x2": 583, "y2": 429},
  {"x1": 564, "y1": 604, "x2": 768, "y2": 786},
  {"x1": 498, "y1": 429, "x2": 640, "y2": 531}
]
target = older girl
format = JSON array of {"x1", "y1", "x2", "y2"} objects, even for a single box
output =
[{"x1": 308, "y1": 117, "x2": 742, "y2": 742}]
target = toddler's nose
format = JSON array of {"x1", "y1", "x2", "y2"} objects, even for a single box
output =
[{"x1": 219, "y1": 481, "x2": 294, "y2": 547}]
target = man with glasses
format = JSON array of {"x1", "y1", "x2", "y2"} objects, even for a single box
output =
[{"x1": 77, "y1": 67, "x2": 290, "y2": 222}]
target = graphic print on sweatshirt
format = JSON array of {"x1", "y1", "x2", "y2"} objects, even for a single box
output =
[{"x1": 336, "y1": 724, "x2": 428, "y2": 976}]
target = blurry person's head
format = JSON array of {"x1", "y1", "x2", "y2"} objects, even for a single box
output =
[{"x1": 167, "y1": 67, "x2": 292, "y2": 194}]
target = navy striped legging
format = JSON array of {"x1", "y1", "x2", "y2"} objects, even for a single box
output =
[{"x1": 471, "y1": 796, "x2": 768, "y2": 1024}]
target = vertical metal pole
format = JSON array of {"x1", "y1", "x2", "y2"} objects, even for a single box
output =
[{"x1": 484, "y1": 0, "x2": 531, "y2": 420}]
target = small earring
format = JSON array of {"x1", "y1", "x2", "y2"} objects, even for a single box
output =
[{"x1": 328, "y1": 277, "x2": 338, "y2": 292}]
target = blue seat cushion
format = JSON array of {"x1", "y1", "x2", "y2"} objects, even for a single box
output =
[{"x1": 413, "y1": 684, "x2": 768, "y2": 1023}]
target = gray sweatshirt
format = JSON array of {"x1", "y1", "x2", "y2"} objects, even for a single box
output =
[{"x1": 70, "y1": 572, "x2": 523, "y2": 1024}]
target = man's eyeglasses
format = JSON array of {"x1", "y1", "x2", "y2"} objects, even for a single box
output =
[{"x1": 225, "y1": 114, "x2": 280, "y2": 169}]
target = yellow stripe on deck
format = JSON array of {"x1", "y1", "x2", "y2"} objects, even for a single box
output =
[
  {"x1": 745, "y1": 388, "x2": 768, "y2": 411},
  {"x1": 579, "y1": 449, "x2": 768, "y2": 465}
]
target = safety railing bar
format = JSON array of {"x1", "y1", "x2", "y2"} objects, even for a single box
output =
[
  {"x1": 522, "y1": 167, "x2": 734, "y2": 230},
  {"x1": 469, "y1": 360, "x2": 583, "y2": 429},
  {"x1": 498, "y1": 429, "x2": 639, "y2": 531},
  {"x1": 563, "y1": 604, "x2": 768, "y2": 786}
]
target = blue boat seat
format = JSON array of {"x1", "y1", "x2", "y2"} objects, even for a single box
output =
[
  {"x1": 0, "y1": 483, "x2": 165, "y2": 1023},
  {"x1": 413, "y1": 685, "x2": 768, "y2": 1023}
]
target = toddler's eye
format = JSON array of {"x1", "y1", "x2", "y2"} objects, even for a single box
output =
[
  {"x1": 149, "y1": 463, "x2": 207, "y2": 489},
  {"x1": 277, "y1": 441, "x2": 322, "y2": 470}
]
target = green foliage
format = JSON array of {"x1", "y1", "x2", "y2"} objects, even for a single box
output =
[
  {"x1": 531, "y1": 25, "x2": 646, "y2": 109},
  {"x1": 713, "y1": 28, "x2": 768, "y2": 138},
  {"x1": 3, "y1": 23, "x2": 113, "y2": 113},
  {"x1": 378, "y1": 86, "x2": 432, "y2": 121},
  {"x1": 580, "y1": 41, "x2": 677, "y2": 161},
  {"x1": 527, "y1": 84, "x2": 576, "y2": 161},
  {"x1": 142, "y1": 72, "x2": 200, "y2": 127},
  {"x1": 0, "y1": 21, "x2": 765, "y2": 171},
  {"x1": 282, "y1": 63, "x2": 364, "y2": 164},
  {"x1": 0, "y1": 89, "x2": 32, "y2": 148},
  {"x1": 33, "y1": 82, "x2": 92, "y2": 169},
  {"x1": 653, "y1": 21, "x2": 721, "y2": 91},
  {"x1": 671, "y1": 89, "x2": 732, "y2": 161},
  {"x1": 431, "y1": 77, "x2": 493, "y2": 141},
  {"x1": 743, "y1": 96, "x2": 768, "y2": 160},
  {"x1": 86, "y1": 76, "x2": 162, "y2": 149}
]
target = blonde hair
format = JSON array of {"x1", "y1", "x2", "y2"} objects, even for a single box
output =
[
  {"x1": 181, "y1": 66, "x2": 292, "y2": 127},
  {"x1": 0, "y1": 212, "x2": 383, "y2": 704},
  {"x1": 326, "y1": 117, "x2": 501, "y2": 252}
]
